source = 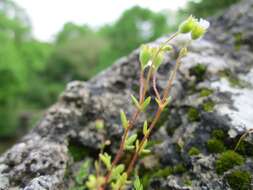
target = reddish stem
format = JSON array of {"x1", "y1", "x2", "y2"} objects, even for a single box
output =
[
  {"x1": 152, "y1": 72, "x2": 161, "y2": 101},
  {"x1": 126, "y1": 107, "x2": 162, "y2": 175}
]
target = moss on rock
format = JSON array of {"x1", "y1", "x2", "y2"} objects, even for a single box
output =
[
  {"x1": 207, "y1": 138, "x2": 226, "y2": 153},
  {"x1": 173, "y1": 164, "x2": 187, "y2": 174},
  {"x1": 215, "y1": 150, "x2": 244, "y2": 174},
  {"x1": 199, "y1": 88, "x2": 213, "y2": 97},
  {"x1": 189, "y1": 64, "x2": 207, "y2": 82},
  {"x1": 202, "y1": 100, "x2": 215, "y2": 112},
  {"x1": 188, "y1": 147, "x2": 200, "y2": 156},
  {"x1": 235, "y1": 140, "x2": 253, "y2": 157},
  {"x1": 187, "y1": 107, "x2": 200, "y2": 122},
  {"x1": 226, "y1": 170, "x2": 252, "y2": 190},
  {"x1": 212, "y1": 129, "x2": 225, "y2": 140}
]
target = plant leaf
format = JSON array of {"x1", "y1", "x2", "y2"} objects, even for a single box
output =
[
  {"x1": 141, "y1": 96, "x2": 151, "y2": 111},
  {"x1": 120, "y1": 110, "x2": 128, "y2": 129},
  {"x1": 110, "y1": 164, "x2": 125, "y2": 181},
  {"x1": 131, "y1": 95, "x2": 141, "y2": 110},
  {"x1": 135, "y1": 140, "x2": 140, "y2": 152},
  {"x1": 134, "y1": 176, "x2": 143, "y2": 190},
  {"x1": 125, "y1": 134, "x2": 138, "y2": 150},
  {"x1": 142, "y1": 121, "x2": 148, "y2": 136},
  {"x1": 99, "y1": 152, "x2": 111, "y2": 170}
]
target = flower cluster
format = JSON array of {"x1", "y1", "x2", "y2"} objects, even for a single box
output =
[{"x1": 179, "y1": 15, "x2": 210, "y2": 40}]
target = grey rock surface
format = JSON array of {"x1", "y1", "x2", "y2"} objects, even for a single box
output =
[{"x1": 1, "y1": 0, "x2": 253, "y2": 189}]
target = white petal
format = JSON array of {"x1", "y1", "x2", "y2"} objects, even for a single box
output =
[{"x1": 199, "y1": 19, "x2": 210, "y2": 30}]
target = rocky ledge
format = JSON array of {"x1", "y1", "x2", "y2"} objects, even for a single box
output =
[{"x1": 0, "y1": 0, "x2": 253, "y2": 189}]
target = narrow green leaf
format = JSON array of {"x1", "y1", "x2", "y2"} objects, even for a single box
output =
[
  {"x1": 153, "y1": 51, "x2": 164, "y2": 70},
  {"x1": 126, "y1": 134, "x2": 138, "y2": 145},
  {"x1": 179, "y1": 47, "x2": 188, "y2": 57},
  {"x1": 139, "y1": 140, "x2": 149, "y2": 155},
  {"x1": 163, "y1": 96, "x2": 172, "y2": 107},
  {"x1": 134, "y1": 176, "x2": 143, "y2": 190},
  {"x1": 75, "y1": 160, "x2": 90, "y2": 185},
  {"x1": 135, "y1": 140, "x2": 140, "y2": 152},
  {"x1": 124, "y1": 134, "x2": 138, "y2": 150},
  {"x1": 162, "y1": 45, "x2": 173, "y2": 52},
  {"x1": 139, "y1": 45, "x2": 151, "y2": 70},
  {"x1": 125, "y1": 145, "x2": 135, "y2": 150},
  {"x1": 141, "y1": 149, "x2": 151, "y2": 154},
  {"x1": 111, "y1": 164, "x2": 125, "y2": 181},
  {"x1": 120, "y1": 110, "x2": 128, "y2": 129},
  {"x1": 131, "y1": 95, "x2": 141, "y2": 110},
  {"x1": 143, "y1": 121, "x2": 148, "y2": 136},
  {"x1": 155, "y1": 97, "x2": 161, "y2": 106},
  {"x1": 141, "y1": 96, "x2": 151, "y2": 111},
  {"x1": 99, "y1": 152, "x2": 111, "y2": 170}
]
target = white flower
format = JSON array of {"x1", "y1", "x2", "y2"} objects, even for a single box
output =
[
  {"x1": 198, "y1": 18, "x2": 210, "y2": 30},
  {"x1": 191, "y1": 18, "x2": 210, "y2": 40}
]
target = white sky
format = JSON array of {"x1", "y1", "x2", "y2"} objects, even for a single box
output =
[{"x1": 14, "y1": 0, "x2": 188, "y2": 42}]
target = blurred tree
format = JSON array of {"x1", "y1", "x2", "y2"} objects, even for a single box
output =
[
  {"x1": 0, "y1": 0, "x2": 52, "y2": 138},
  {"x1": 182, "y1": 0, "x2": 241, "y2": 18},
  {"x1": 46, "y1": 23, "x2": 108, "y2": 81},
  {"x1": 100, "y1": 6, "x2": 169, "y2": 62}
]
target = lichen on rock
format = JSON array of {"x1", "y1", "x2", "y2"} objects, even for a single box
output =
[{"x1": 1, "y1": 0, "x2": 253, "y2": 189}]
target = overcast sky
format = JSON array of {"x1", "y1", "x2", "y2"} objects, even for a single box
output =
[{"x1": 14, "y1": 0, "x2": 188, "y2": 41}]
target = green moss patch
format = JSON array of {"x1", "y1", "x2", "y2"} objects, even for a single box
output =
[
  {"x1": 189, "y1": 64, "x2": 207, "y2": 82},
  {"x1": 202, "y1": 100, "x2": 215, "y2": 112},
  {"x1": 219, "y1": 69, "x2": 246, "y2": 88},
  {"x1": 235, "y1": 140, "x2": 253, "y2": 157},
  {"x1": 234, "y1": 32, "x2": 243, "y2": 51},
  {"x1": 211, "y1": 129, "x2": 225, "y2": 140},
  {"x1": 68, "y1": 141, "x2": 89, "y2": 162},
  {"x1": 215, "y1": 150, "x2": 244, "y2": 174},
  {"x1": 184, "y1": 179, "x2": 192, "y2": 187},
  {"x1": 187, "y1": 107, "x2": 200, "y2": 122},
  {"x1": 173, "y1": 164, "x2": 187, "y2": 174},
  {"x1": 207, "y1": 138, "x2": 226, "y2": 153},
  {"x1": 188, "y1": 147, "x2": 200, "y2": 156},
  {"x1": 153, "y1": 167, "x2": 173, "y2": 178},
  {"x1": 199, "y1": 88, "x2": 213, "y2": 97},
  {"x1": 226, "y1": 170, "x2": 252, "y2": 190}
]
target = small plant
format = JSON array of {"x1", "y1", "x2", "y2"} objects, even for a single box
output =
[
  {"x1": 225, "y1": 170, "x2": 252, "y2": 190},
  {"x1": 83, "y1": 16, "x2": 209, "y2": 190},
  {"x1": 188, "y1": 147, "x2": 200, "y2": 156},
  {"x1": 207, "y1": 138, "x2": 225, "y2": 153},
  {"x1": 215, "y1": 150, "x2": 244, "y2": 174},
  {"x1": 199, "y1": 88, "x2": 213, "y2": 97},
  {"x1": 202, "y1": 100, "x2": 215, "y2": 112},
  {"x1": 187, "y1": 107, "x2": 200, "y2": 122},
  {"x1": 235, "y1": 128, "x2": 253, "y2": 151},
  {"x1": 212, "y1": 129, "x2": 225, "y2": 140}
]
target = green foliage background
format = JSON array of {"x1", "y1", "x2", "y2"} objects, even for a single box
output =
[{"x1": 0, "y1": 0, "x2": 241, "y2": 152}]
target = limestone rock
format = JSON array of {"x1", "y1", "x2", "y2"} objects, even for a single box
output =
[{"x1": 1, "y1": 0, "x2": 253, "y2": 189}]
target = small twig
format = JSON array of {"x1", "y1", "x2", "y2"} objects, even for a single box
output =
[
  {"x1": 162, "y1": 54, "x2": 182, "y2": 102},
  {"x1": 152, "y1": 72, "x2": 161, "y2": 101},
  {"x1": 126, "y1": 107, "x2": 163, "y2": 176},
  {"x1": 235, "y1": 129, "x2": 253, "y2": 151}
]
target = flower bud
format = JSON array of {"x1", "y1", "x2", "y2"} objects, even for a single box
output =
[
  {"x1": 179, "y1": 47, "x2": 188, "y2": 57},
  {"x1": 162, "y1": 45, "x2": 173, "y2": 52},
  {"x1": 153, "y1": 51, "x2": 164, "y2": 70},
  {"x1": 179, "y1": 16, "x2": 197, "y2": 33},
  {"x1": 191, "y1": 19, "x2": 210, "y2": 40},
  {"x1": 139, "y1": 45, "x2": 152, "y2": 70}
]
